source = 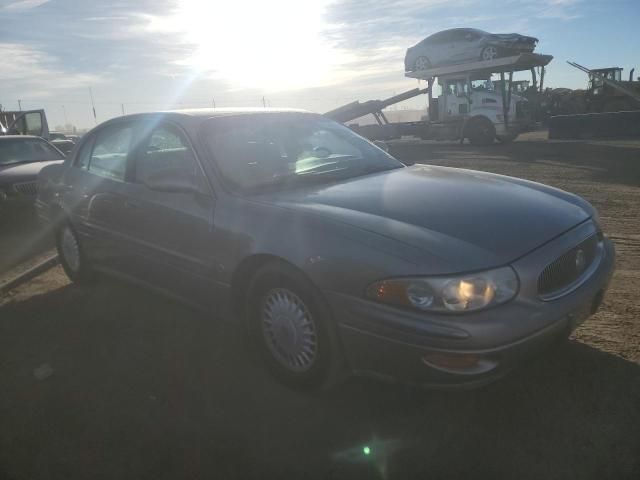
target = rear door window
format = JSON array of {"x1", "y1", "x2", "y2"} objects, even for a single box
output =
[
  {"x1": 89, "y1": 124, "x2": 133, "y2": 182},
  {"x1": 426, "y1": 31, "x2": 449, "y2": 44}
]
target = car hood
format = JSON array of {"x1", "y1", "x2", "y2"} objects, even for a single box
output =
[
  {"x1": 0, "y1": 160, "x2": 63, "y2": 186},
  {"x1": 491, "y1": 33, "x2": 538, "y2": 43},
  {"x1": 257, "y1": 165, "x2": 591, "y2": 270}
]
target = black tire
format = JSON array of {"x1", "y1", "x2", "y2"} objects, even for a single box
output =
[
  {"x1": 466, "y1": 117, "x2": 496, "y2": 146},
  {"x1": 56, "y1": 222, "x2": 94, "y2": 283},
  {"x1": 245, "y1": 262, "x2": 345, "y2": 390}
]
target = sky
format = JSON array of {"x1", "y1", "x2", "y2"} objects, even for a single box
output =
[{"x1": 0, "y1": 0, "x2": 638, "y2": 128}]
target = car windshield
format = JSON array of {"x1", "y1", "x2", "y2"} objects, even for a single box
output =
[
  {"x1": 203, "y1": 113, "x2": 403, "y2": 192},
  {"x1": 0, "y1": 138, "x2": 64, "y2": 166},
  {"x1": 471, "y1": 79, "x2": 495, "y2": 91}
]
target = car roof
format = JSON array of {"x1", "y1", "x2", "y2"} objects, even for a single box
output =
[
  {"x1": 91, "y1": 108, "x2": 316, "y2": 132},
  {"x1": 0, "y1": 135, "x2": 46, "y2": 140},
  {"x1": 164, "y1": 107, "x2": 309, "y2": 117},
  {"x1": 426, "y1": 28, "x2": 486, "y2": 38}
]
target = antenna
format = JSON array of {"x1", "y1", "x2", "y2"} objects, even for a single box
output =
[{"x1": 89, "y1": 87, "x2": 97, "y2": 124}]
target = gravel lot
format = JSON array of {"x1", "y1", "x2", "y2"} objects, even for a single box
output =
[{"x1": 1, "y1": 133, "x2": 639, "y2": 479}]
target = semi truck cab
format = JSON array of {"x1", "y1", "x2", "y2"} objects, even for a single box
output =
[{"x1": 437, "y1": 74, "x2": 528, "y2": 140}]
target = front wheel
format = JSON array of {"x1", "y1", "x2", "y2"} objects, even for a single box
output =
[
  {"x1": 480, "y1": 46, "x2": 499, "y2": 61},
  {"x1": 466, "y1": 118, "x2": 496, "y2": 146},
  {"x1": 246, "y1": 263, "x2": 344, "y2": 389},
  {"x1": 56, "y1": 222, "x2": 94, "y2": 283}
]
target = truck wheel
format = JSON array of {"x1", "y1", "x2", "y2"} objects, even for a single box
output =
[{"x1": 466, "y1": 118, "x2": 496, "y2": 146}]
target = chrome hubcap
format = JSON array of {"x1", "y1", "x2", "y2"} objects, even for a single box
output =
[
  {"x1": 482, "y1": 47, "x2": 497, "y2": 60},
  {"x1": 261, "y1": 288, "x2": 318, "y2": 372},
  {"x1": 61, "y1": 227, "x2": 81, "y2": 273}
]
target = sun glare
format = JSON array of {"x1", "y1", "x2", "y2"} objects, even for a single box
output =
[{"x1": 148, "y1": 0, "x2": 346, "y2": 91}]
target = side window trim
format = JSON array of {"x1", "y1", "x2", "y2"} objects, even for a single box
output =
[
  {"x1": 134, "y1": 120, "x2": 215, "y2": 197},
  {"x1": 73, "y1": 134, "x2": 95, "y2": 169},
  {"x1": 86, "y1": 120, "x2": 138, "y2": 182}
]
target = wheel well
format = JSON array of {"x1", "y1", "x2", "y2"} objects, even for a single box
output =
[{"x1": 230, "y1": 254, "x2": 300, "y2": 315}]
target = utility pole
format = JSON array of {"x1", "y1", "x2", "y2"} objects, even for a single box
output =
[
  {"x1": 18, "y1": 99, "x2": 22, "y2": 111},
  {"x1": 262, "y1": 96, "x2": 266, "y2": 108},
  {"x1": 121, "y1": 104, "x2": 125, "y2": 115},
  {"x1": 62, "y1": 105, "x2": 68, "y2": 124},
  {"x1": 89, "y1": 87, "x2": 97, "y2": 124},
  {"x1": 212, "y1": 98, "x2": 216, "y2": 108}
]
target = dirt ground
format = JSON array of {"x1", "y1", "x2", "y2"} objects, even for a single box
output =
[
  {"x1": 1, "y1": 133, "x2": 639, "y2": 479},
  {"x1": 0, "y1": 209, "x2": 54, "y2": 276}
]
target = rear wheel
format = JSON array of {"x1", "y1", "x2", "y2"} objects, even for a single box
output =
[
  {"x1": 56, "y1": 222, "x2": 94, "y2": 283},
  {"x1": 246, "y1": 263, "x2": 345, "y2": 389},
  {"x1": 466, "y1": 117, "x2": 496, "y2": 145},
  {"x1": 414, "y1": 56, "x2": 431, "y2": 71}
]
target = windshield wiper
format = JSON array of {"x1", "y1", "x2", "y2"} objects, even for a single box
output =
[{"x1": 248, "y1": 166, "x2": 354, "y2": 192}]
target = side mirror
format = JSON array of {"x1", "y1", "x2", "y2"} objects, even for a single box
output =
[
  {"x1": 142, "y1": 169, "x2": 202, "y2": 194},
  {"x1": 373, "y1": 140, "x2": 389, "y2": 152}
]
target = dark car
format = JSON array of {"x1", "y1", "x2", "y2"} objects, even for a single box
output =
[
  {"x1": 36, "y1": 109, "x2": 614, "y2": 389},
  {"x1": 405, "y1": 28, "x2": 539, "y2": 71},
  {"x1": 49, "y1": 132, "x2": 76, "y2": 156},
  {"x1": 0, "y1": 135, "x2": 65, "y2": 212}
]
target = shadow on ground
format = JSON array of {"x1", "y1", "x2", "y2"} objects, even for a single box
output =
[
  {"x1": 1, "y1": 280, "x2": 639, "y2": 480},
  {"x1": 0, "y1": 208, "x2": 54, "y2": 274}
]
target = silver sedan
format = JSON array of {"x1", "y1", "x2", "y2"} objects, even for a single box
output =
[
  {"x1": 405, "y1": 28, "x2": 538, "y2": 71},
  {"x1": 37, "y1": 109, "x2": 613, "y2": 390}
]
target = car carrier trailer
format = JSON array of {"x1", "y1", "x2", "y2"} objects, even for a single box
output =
[{"x1": 325, "y1": 53, "x2": 553, "y2": 145}]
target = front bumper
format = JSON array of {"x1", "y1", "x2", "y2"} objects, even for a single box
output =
[{"x1": 327, "y1": 222, "x2": 615, "y2": 389}]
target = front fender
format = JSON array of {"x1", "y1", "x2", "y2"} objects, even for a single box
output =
[{"x1": 213, "y1": 196, "x2": 432, "y2": 297}]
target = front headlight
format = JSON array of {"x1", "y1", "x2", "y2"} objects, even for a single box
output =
[{"x1": 366, "y1": 267, "x2": 518, "y2": 314}]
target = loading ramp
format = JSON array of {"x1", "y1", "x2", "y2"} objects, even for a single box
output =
[{"x1": 405, "y1": 53, "x2": 553, "y2": 80}]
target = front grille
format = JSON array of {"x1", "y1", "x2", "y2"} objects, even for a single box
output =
[
  {"x1": 538, "y1": 234, "x2": 600, "y2": 297},
  {"x1": 13, "y1": 181, "x2": 38, "y2": 196}
]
